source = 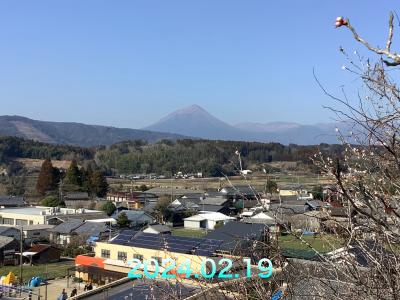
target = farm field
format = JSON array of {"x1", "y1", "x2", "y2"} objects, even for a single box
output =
[
  {"x1": 0, "y1": 260, "x2": 74, "y2": 283},
  {"x1": 108, "y1": 172, "x2": 332, "y2": 193},
  {"x1": 278, "y1": 234, "x2": 343, "y2": 253},
  {"x1": 171, "y1": 228, "x2": 208, "y2": 238}
]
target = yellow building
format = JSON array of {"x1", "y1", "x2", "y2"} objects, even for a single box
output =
[
  {"x1": 94, "y1": 242, "x2": 207, "y2": 275},
  {"x1": 279, "y1": 189, "x2": 298, "y2": 197},
  {"x1": 74, "y1": 230, "x2": 225, "y2": 284}
]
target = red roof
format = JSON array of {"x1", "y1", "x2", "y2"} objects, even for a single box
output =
[{"x1": 75, "y1": 255, "x2": 105, "y2": 268}]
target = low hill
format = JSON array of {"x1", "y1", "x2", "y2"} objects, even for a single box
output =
[{"x1": 0, "y1": 115, "x2": 187, "y2": 146}]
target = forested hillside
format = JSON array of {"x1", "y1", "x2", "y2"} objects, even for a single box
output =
[
  {"x1": 95, "y1": 139, "x2": 344, "y2": 176},
  {"x1": 0, "y1": 136, "x2": 344, "y2": 177},
  {"x1": 0, "y1": 136, "x2": 94, "y2": 164}
]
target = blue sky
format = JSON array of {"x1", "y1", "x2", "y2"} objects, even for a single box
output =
[{"x1": 0, "y1": 1, "x2": 396, "y2": 128}]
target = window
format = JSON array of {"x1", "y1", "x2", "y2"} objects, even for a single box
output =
[
  {"x1": 118, "y1": 251, "x2": 127, "y2": 261},
  {"x1": 29, "y1": 221, "x2": 33, "y2": 225},
  {"x1": 2, "y1": 218, "x2": 14, "y2": 225},
  {"x1": 101, "y1": 249, "x2": 110, "y2": 259},
  {"x1": 15, "y1": 219, "x2": 28, "y2": 226},
  {"x1": 133, "y1": 254, "x2": 143, "y2": 261}
]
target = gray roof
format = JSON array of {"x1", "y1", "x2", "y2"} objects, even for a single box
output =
[
  {"x1": 113, "y1": 210, "x2": 155, "y2": 223},
  {"x1": 279, "y1": 195, "x2": 300, "y2": 202},
  {"x1": 205, "y1": 221, "x2": 268, "y2": 252},
  {"x1": 181, "y1": 193, "x2": 204, "y2": 199},
  {"x1": 49, "y1": 219, "x2": 108, "y2": 236},
  {"x1": 306, "y1": 200, "x2": 331, "y2": 210},
  {"x1": 330, "y1": 207, "x2": 351, "y2": 217},
  {"x1": 220, "y1": 185, "x2": 259, "y2": 196},
  {"x1": 270, "y1": 204, "x2": 307, "y2": 214},
  {"x1": 143, "y1": 202, "x2": 157, "y2": 213},
  {"x1": 0, "y1": 226, "x2": 19, "y2": 235},
  {"x1": 200, "y1": 205, "x2": 224, "y2": 212},
  {"x1": 177, "y1": 198, "x2": 202, "y2": 205},
  {"x1": 19, "y1": 225, "x2": 54, "y2": 231},
  {"x1": 200, "y1": 197, "x2": 228, "y2": 206},
  {"x1": 146, "y1": 187, "x2": 205, "y2": 196},
  {"x1": 49, "y1": 219, "x2": 83, "y2": 234},
  {"x1": 54, "y1": 212, "x2": 108, "y2": 223},
  {"x1": 0, "y1": 236, "x2": 15, "y2": 248},
  {"x1": 0, "y1": 196, "x2": 25, "y2": 207},
  {"x1": 74, "y1": 222, "x2": 108, "y2": 237}
]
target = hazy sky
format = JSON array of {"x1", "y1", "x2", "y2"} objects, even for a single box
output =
[{"x1": 0, "y1": 1, "x2": 396, "y2": 128}]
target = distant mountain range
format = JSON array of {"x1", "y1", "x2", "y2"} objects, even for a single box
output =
[
  {"x1": 0, "y1": 105, "x2": 342, "y2": 146},
  {"x1": 0, "y1": 115, "x2": 186, "y2": 147},
  {"x1": 144, "y1": 105, "x2": 341, "y2": 145}
]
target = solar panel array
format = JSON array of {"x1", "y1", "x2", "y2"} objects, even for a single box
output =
[{"x1": 110, "y1": 230, "x2": 223, "y2": 256}]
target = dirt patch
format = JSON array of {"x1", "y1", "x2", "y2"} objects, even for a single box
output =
[{"x1": 16, "y1": 158, "x2": 72, "y2": 170}]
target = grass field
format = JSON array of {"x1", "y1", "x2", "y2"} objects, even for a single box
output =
[
  {"x1": 171, "y1": 228, "x2": 208, "y2": 238},
  {"x1": 278, "y1": 234, "x2": 343, "y2": 253},
  {"x1": 108, "y1": 172, "x2": 332, "y2": 193},
  {"x1": 0, "y1": 260, "x2": 74, "y2": 283}
]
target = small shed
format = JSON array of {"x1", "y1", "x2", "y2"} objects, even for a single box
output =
[
  {"x1": 0, "y1": 236, "x2": 19, "y2": 266},
  {"x1": 23, "y1": 244, "x2": 61, "y2": 264}
]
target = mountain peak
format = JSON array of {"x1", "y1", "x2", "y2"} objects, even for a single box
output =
[
  {"x1": 173, "y1": 104, "x2": 208, "y2": 115},
  {"x1": 143, "y1": 104, "x2": 238, "y2": 139}
]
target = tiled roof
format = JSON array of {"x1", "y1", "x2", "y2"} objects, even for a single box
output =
[
  {"x1": 205, "y1": 221, "x2": 268, "y2": 252},
  {"x1": 200, "y1": 197, "x2": 228, "y2": 206},
  {"x1": 0, "y1": 236, "x2": 15, "y2": 248},
  {"x1": 0, "y1": 226, "x2": 18, "y2": 235},
  {"x1": 49, "y1": 219, "x2": 83, "y2": 234},
  {"x1": 74, "y1": 222, "x2": 108, "y2": 237}
]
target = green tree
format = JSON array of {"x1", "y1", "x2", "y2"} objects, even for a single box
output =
[
  {"x1": 265, "y1": 179, "x2": 278, "y2": 195},
  {"x1": 101, "y1": 201, "x2": 116, "y2": 216},
  {"x1": 41, "y1": 195, "x2": 64, "y2": 207},
  {"x1": 65, "y1": 159, "x2": 82, "y2": 186},
  {"x1": 116, "y1": 212, "x2": 130, "y2": 228},
  {"x1": 81, "y1": 166, "x2": 91, "y2": 193},
  {"x1": 36, "y1": 158, "x2": 58, "y2": 196},
  {"x1": 153, "y1": 196, "x2": 172, "y2": 223},
  {"x1": 138, "y1": 184, "x2": 148, "y2": 192},
  {"x1": 90, "y1": 171, "x2": 108, "y2": 197},
  {"x1": 6, "y1": 175, "x2": 26, "y2": 196},
  {"x1": 311, "y1": 185, "x2": 324, "y2": 200}
]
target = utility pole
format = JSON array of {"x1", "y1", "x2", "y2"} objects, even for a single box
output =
[
  {"x1": 19, "y1": 226, "x2": 23, "y2": 287},
  {"x1": 59, "y1": 178, "x2": 63, "y2": 208},
  {"x1": 44, "y1": 264, "x2": 48, "y2": 300},
  {"x1": 170, "y1": 176, "x2": 173, "y2": 201}
]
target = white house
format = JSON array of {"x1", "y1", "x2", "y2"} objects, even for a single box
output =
[
  {"x1": 143, "y1": 224, "x2": 171, "y2": 235},
  {"x1": 251, "y1": 212, "x2": 275, "y2": 222},
  {"x1": 184, "y1": 212, "x2": 234, "y2": 230},
  {"x1": 240, "y1": 170, "x2": 252, "y2": 175}
]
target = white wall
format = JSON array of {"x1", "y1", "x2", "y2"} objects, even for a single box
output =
[
  {"x1": 143, "y1": 227, "x2": 160, "y2": 234},
  {"x1": 184, "y1": 220, "x2": 201, "y2": 229}
]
